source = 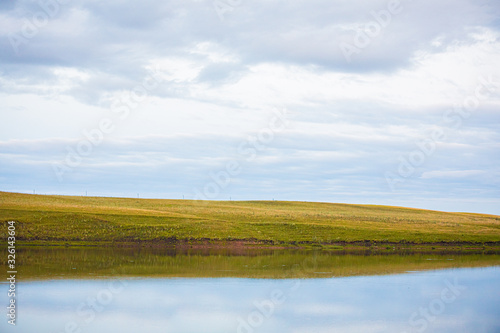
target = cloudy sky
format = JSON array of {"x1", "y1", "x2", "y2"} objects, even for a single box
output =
[{"x1": 1, "y1": 0, "x2": 499, "y2": 214}]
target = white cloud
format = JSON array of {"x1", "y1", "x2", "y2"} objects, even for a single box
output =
[
  {"x1": 421, "y1": 170, "x2": 486, "y2": 179},
  {"x1": 0, "y1": 0, "x2": 499, "y2": 213}
]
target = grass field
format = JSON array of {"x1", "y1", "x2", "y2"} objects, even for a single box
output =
[{"x1": 1, "y1": 191, "x2": 500, "y2": 246}]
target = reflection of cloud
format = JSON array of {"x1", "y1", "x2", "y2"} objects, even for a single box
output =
[
  {"x1": 1, "y1": 267, "x2": 500, "y2": 333},
  {"x1": 89, "y1": 311, "x2": 240, "y2": 333},
  {"x1": 290, "y1": 303, "x2": 359, "y2": 316},
  {"x1": 292, "y1": 321, "x2": 390, "y2": 333}
]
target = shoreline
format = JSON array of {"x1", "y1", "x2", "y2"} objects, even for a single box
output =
[{"x1": 12, "y1": 238, "x2": 500, "y2": 252}]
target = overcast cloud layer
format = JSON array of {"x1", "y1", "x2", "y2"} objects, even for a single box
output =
[{"x1": 1, "y1": 0, "x2": 499, "y2": 214}]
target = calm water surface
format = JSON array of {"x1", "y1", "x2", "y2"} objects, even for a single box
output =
[{"x1": 1, "y1": 248, "x2": 499, "y2": 333}]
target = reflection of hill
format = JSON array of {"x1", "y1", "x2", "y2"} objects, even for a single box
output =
[{"x1": 12, "y1": 247, "x2": 500, "y2": 280}]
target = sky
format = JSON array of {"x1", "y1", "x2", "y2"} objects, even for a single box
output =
[{"x1": 0, "y1": 0, "x2": 499, "y2": 214}]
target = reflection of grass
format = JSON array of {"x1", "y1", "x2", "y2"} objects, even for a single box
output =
[
  {"x1": 12, "y1": 247, "x2": 500, "y2": 280},
  {"x1": 1, "y1": 191, "x2": 500, "y2": 246}
]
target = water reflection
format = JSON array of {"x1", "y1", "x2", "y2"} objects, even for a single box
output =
[
  {"x1": 1, "y1": 247, "x2": 499, "y2": 333},
  {"x1": 1, "y1": 267, "x2": 499, "y2": 333},
  {"x1": 12, "y1": 246, "x2": 500, "y2": 279}
]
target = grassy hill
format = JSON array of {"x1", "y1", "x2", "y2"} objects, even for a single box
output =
[{"x1": 1, "y1": 191, "x2": 499, "y2": 247}]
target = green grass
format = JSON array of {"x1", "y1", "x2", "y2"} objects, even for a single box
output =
[{"x1": 1, "y1": 191, "x2": 500, "y2": 246}]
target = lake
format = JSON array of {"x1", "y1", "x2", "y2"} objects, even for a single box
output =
[{"x1": 1, "y1": 247, "x2": 499, "y2": 333}]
